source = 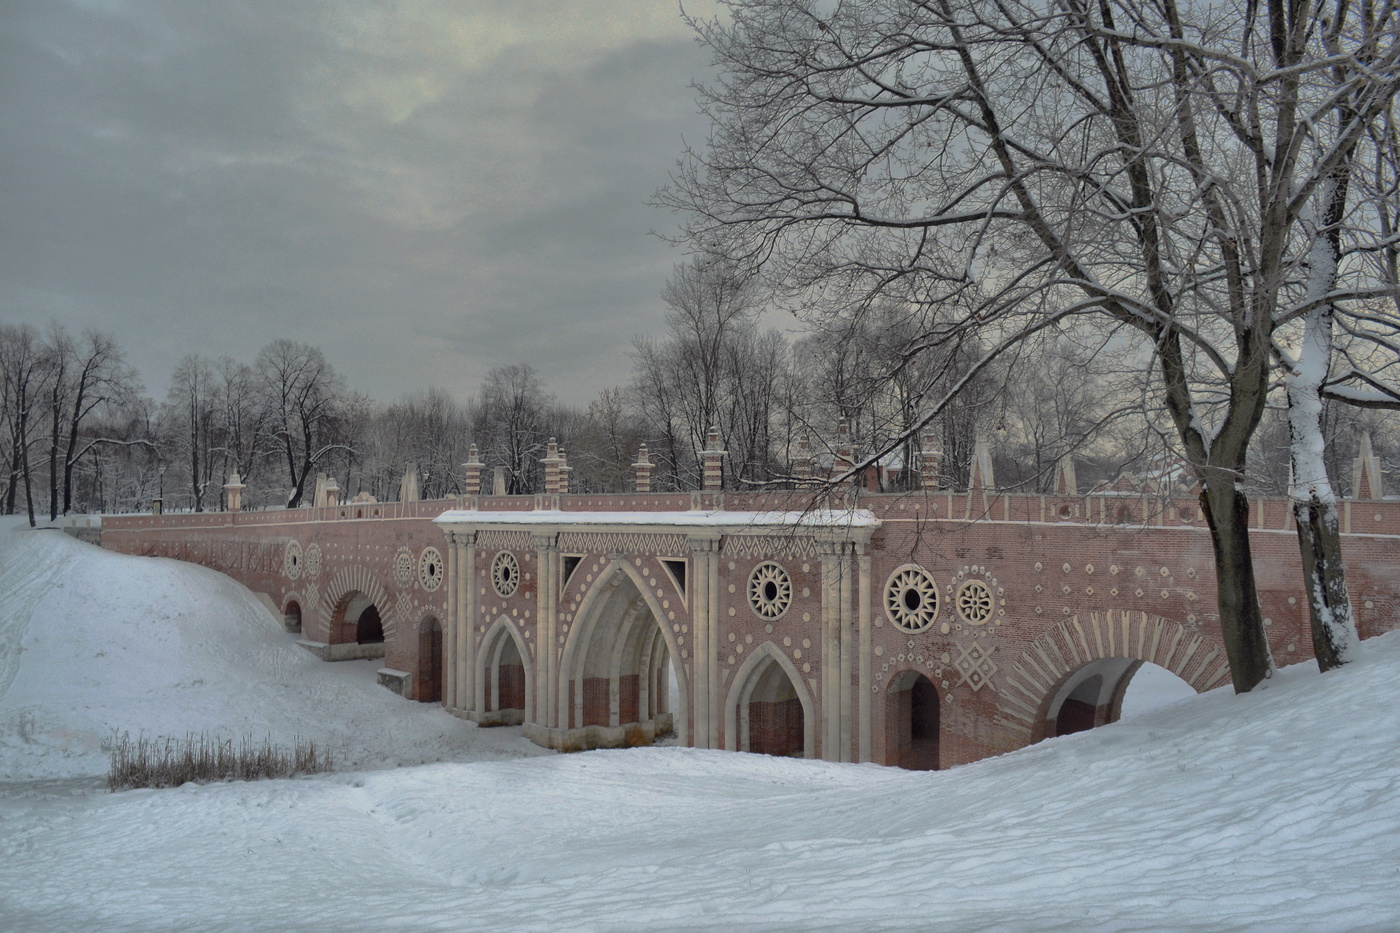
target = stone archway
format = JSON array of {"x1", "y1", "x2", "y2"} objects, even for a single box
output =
[
  {"x1": 318, "y1": 588, "x2": 389, "y2": 661},
  {"x1": 555, "y1": 560, "x2": 686, "y2": 751},
  {"x1": 478, "y1": 616, "x2": 532, "y2": 726},
  {"x1": 999, "y1": 610, "x2": 1231, "y2": 743},
  {"x1": 415, "y1": 616, "x2": 443, "y2": 703},
  {"x1": 282, "y1": 599, "x2": 302, "y2": 634},
  {"x1": 725, "y1": 643, "x2": 814, "y2": 759},
  {"x1": 887, "y1": 670, "x2": 940, "y2": 770}
]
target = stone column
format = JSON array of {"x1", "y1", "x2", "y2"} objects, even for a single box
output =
[
  {"x1": 463, "y1": 446, "x2": 485, "y2": 497},
  {"x1": 856, "y1": 541, "x2": 872, "y2": 762},
  {"x1": 702, "y1": 427, "x2": 726, "y2": 492},
  {"x1": 816, "y1": 538, "x2": 849, "y2": 762},
  {"x1": 688, "y1": 533, "x2": 722, "y2": 747},
  {"x1": 793, "y1": 433, "x2": 812, "y2": 481},
  {"x1": 444, "y1": 531, "x2": 458, "y2": 710},
  {"x1": 457, "y1": 530, "x2": 477, "y2": 714},
  {"x1": 223, "y1": 473, "x2": 245, "y2": 512},
  {"x1": 919, "y1": 432, "x2": 940, "y2": 490},
  {"x1": 633, "y1": 445, "x2": 653, "y2": 493},
  {"x1": 533, "y1": 531, "x2": 559, "y2": 730},
  {"x1": 834, "y1": 418, "x2": 855, "y2": 479},
  {"x1": 541, "y1": 439, "x2": 564, "y2": 496}
]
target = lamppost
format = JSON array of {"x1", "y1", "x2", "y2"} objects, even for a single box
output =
[{"x1": 154, "y1": 463, "x2": 166, "y2": 516}]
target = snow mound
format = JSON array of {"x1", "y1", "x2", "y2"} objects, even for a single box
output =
[{"x1": 0, "y1": 518, "x2": 547, "y2": 783}]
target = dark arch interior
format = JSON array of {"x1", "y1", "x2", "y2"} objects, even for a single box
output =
[
  {"x1": 417, "y1": 618, "x2": 442, "y2": 703},
  {"x1": 747, "y1": 659, "x2": 804, "y2": 757},
  {"x1": 1056, "y1": 674, "x2": 1103, "y2": 736},
  {"x1": 283, "y1": 601, "x2": 302, "y2": 634},
  {"x1": 889, "y1": 672, "x2": 940, "y2": 770},
  {"x1": 356, "y1": 605, "x2": 384, "y2": 644}
]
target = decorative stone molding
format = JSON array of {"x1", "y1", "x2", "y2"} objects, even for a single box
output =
[
  {"x1": 884, "y1": 564, "x2": 940, "y2": 633},
  {"x1": 998, "y1": 609, "x2": 1232, "y2": 732}
]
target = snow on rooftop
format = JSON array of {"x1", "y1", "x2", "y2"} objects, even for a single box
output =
[
  {"x1": 1, "y1": 518, "x2": 1398, "y2": 930},
  {"x1": 434, "y1": 508, "x2": 882, "y2": 529}
]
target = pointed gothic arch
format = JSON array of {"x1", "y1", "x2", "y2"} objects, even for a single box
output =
[
  {"x1": 557, "y1": 558, "x2": 688, "y2": 749},
  {"x1": 724, "y1": 642, "x2": 815, "y2": 759},
  {"x1": 477, "y1": 615, "x2": 533, "y2": 726}
]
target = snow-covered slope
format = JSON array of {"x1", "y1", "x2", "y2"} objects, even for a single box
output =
[
  {"x1": 0, "y1": 519, "x2": 546, "y2": 783},
  {"x1": 1, "y1": 518, "x2": 1397, "y2": 931}
]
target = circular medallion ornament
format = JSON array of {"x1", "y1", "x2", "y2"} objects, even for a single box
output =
[
  {"x1": 419, "y1": 547, "x2": 444, "y2": 592},
  {"x1": 956, "y1": 579, "x2": 994, "y2": 625},
  {"x1": 492, "y1": 551, "x2": 520, "y2": 598},
  {"x1": 747, "y1": 562, "x2": 792, "y2": 619},
  {"x1": 393, "y1": 546, "x2": 414, "y2": 583},
  {"x1": 303, "y1": 543, "x2": 322, "y2": 579},
  {"x1": 284, "y1": 541, "x2": 302, "y2": 580},
  {"x1": 885, "y1": 565, "x2": 939, "y2": 633}
]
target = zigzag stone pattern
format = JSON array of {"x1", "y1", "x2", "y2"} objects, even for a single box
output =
[
  {"x1": 722, "y1": 534, "x2": 818, "y2": 560},
  {"x1": 477, "y1": 530, "x2": 533, "y2": 553},
  {"x1": 999, "y1": 609, "x2": 1232, "y2": 729},
  {"x1": 558, "y1": 532, "x2": 688, "y2": 556}
]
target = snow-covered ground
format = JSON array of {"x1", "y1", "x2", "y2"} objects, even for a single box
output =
[{"x1": 1, "y1": 520, "x2": 1397, "y2": 931}]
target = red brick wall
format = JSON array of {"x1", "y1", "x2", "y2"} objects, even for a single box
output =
[
  {"x1": 582, "y1": 676, "x2": 610, "y2": 727},
  {"x1": 497, "y1": 664, "x2": 525, "y2": 712},
  {"x1": 750, "y1": 698, "x2": 804, "y2": 756},
  {"x1": 618, "y1": 673, "x2": 640, "y2": 725}
]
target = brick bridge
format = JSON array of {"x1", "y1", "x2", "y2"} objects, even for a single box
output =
[{"x1": 100, "y1": 449, "x2": 1400, "y2": 769}]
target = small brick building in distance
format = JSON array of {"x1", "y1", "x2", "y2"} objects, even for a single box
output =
[{"x1": 100, "y1": 434, "x2": 1400, "y2": 769}]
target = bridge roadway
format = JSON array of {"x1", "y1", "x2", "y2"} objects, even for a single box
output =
[{"x1": 100, "y1": 488, "x2": 1400, "y2": 769}]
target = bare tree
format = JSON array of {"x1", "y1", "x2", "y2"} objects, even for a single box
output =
[
  {"x1": 255, "y1": 340, "x2": 347, "y2": 508},
  {"x1": 476, "y1": 364, "x2": 552, "y2": 495},
  {"x1": 665, "y1": 0, "x2": 1400, "y2": 690},
  {"x1": 0, "y1": 324, "x2": 53, "y2": 525},
  {"x1": 631, "y1": 258, "x2": 790, "y2": 488}
]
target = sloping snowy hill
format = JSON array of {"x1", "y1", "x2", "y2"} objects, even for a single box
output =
[
  {"x1": 1, "y1": 519, "x2": 1397, "y2": 931},
  {"x1": 0, "y1": 519, "x2": 546, "y2": 783}
]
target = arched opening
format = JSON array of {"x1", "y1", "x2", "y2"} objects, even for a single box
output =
[
  {"x1": 356, "y1": 604, "x2": 383, "y2": 644},
  {"x1": 1119, "y1": 662, "x2": 1197, "y2": 720},
  {"x1": 558, "y1": 564, "x2": 683, "y2": 750},
  {"x1": 742, "y1": 655, "x2": 805, "y2": 757},
  {"x1": 416, "y1": 617, "x2": 443, "y2": 703},
  {"x1": 1035, "y1": 657, "x2": 1152, "y2": 741},
  {"x1": 478, "y1": 620, "x2": 530, "y2": 726},
  {"x1": 1055, "y1": 674, "x2": 1103, "y2": 736},
  {"x1": 283, "y1": 600, "x2": 302, "y2": 634},
  {"x1": 887, "y1": 671, "x2": 940, "y2": 770}
]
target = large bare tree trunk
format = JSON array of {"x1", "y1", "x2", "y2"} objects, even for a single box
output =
[{"x1": 1201, "y1": 481, "x2": 1273, "y2": 691}]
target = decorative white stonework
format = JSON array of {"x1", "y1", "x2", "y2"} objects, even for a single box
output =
[
  {"x1": 394, "y1": 547, "x2": 414, "y2": 584},
  {"x1": 953, "y1": 642, "x2": 997, "y2": 691},
  {"x1": 284, "y1": 541, "x2": 302, "y2": 580},
  {"x1": 885, "y1": 565, "x2": 940, "y2": 633},
  {"x1": 747, "y1": 561, "x2": 792, "y2": 619},
  {"x1": 956, "y1": 579, "x2": 994, "y2": 625},
  {"x1": 492, "y1": 551, "x2": 520, "y2": 598},
  {"x1": 303, "y1": 543, "x2": 322, "y2": 579},
  {"x1": 418, "y1": 547, "x2": 444, "y2": 592}
]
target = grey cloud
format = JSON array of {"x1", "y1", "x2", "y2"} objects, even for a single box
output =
[{"x1": 1, "y1": 0, "x2": 715, "y2": 404}]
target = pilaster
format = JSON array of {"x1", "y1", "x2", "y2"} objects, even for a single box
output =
[
  {"x1": 533, "y1": 530, "x2": 559, "y2": 729},
  {"x1": 857, "y1": 542, "x2": 872, "y2": 762},
  {"x1": 688, "y1": 532, "x2": 722, "y2": 748},
  {"x1": 816, "y1": 538, "x2": 848, "y2": 762}
]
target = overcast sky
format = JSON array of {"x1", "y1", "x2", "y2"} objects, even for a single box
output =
[{"x1": 1, "y1": 0, "x2": 721, "y2": 404}]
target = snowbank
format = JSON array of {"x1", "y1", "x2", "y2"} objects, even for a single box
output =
[{"x1": 0, "y1": 518, "x2": 546, "y2": 784}]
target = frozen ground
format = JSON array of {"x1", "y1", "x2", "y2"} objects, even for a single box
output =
[{"x1": 1, "y1": 519, "x2": 1397, "y2": 931}]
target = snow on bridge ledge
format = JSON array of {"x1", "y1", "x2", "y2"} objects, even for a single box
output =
[{"x1": 432, "y1": 508, "x2": 882, "y2": 531}]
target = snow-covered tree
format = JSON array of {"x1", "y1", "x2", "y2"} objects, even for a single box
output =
[{"x1": 664, "y1": 0, "x2": 1400, "y2": 690}]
